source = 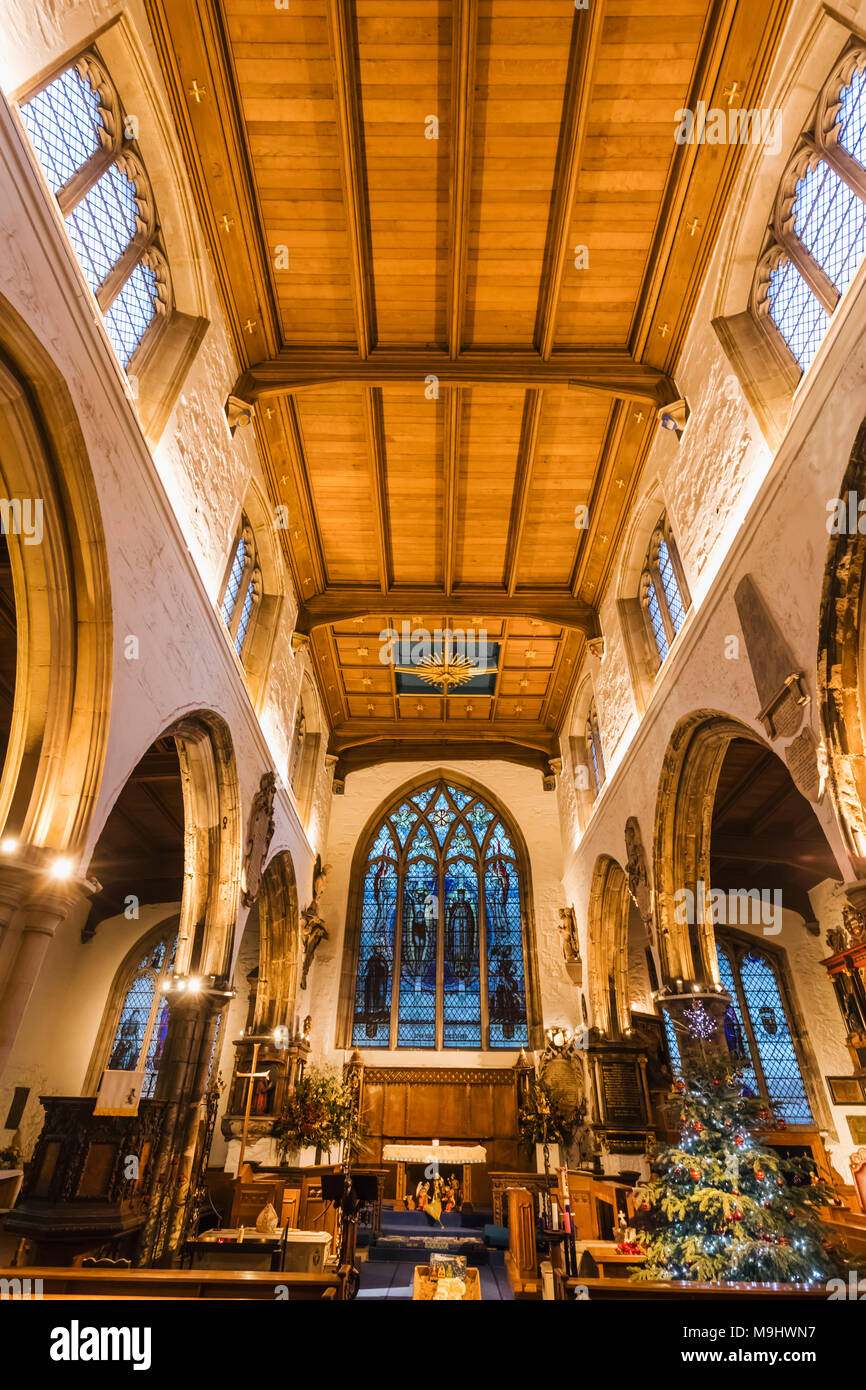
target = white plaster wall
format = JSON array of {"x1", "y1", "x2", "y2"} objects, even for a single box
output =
[{"x1": 304, "y1": 758, "x2": 581, "y2": 1072}]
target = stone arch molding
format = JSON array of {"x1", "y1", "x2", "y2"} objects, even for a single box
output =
[
  {"x1": 586, "y1": 855, "x2": 630, "y2": 1035},
  {"x1": 652, "y1": 710, "x2": 775, "y2": 987},
  {"x1": 0, "y1": 298, "x2": 112, "y2": 858},
  {"x1": 818, "y1": 414, "x2": 866, "y2": 875}
]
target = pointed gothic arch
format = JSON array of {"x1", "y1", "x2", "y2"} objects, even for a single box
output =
[{"x1": 337, "y1": 769, "x2": 542, "y2": 1052}]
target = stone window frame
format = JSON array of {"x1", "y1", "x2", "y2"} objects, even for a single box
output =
[
  {"x1": 749, "y1": 45, "x2": 866, "y2": 382},
  {"x1": 17, "y1": 49, "x2": 173, "y2": 376},
  {"x1": 83, "y1": 918, "x2": 177, "y2": 1098},
  {"x1": 638, "y1": 513, "x2": 691, "y2": 674}
]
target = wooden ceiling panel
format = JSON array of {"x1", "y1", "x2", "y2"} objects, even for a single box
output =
[
  {"x1": 453, "y1": 388, "x2": 524, "y2": 585},
  {"x1": 515, "y1": 392, "x2": 612, "y2": 587},
  {"x1": 357, "y1": 0, "x2": 450, "y2": 345},
  {"x1": 381, "y1": 387, "x2": 444, "y2": 585},
  {"x1": 224, "y1": 0, "x2": 360, "y2": 345},
  {"x1": 554, "y1": 0, "x2": 708, "y2": 348},
  {"x1": 295, "y1": 386, "x2": 381, "y2": 582},
  {"x1": 464, "y1": 1, "x2": 574, "y2": 347}
]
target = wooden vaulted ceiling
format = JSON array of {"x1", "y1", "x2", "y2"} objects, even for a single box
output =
[{"x1": 146, "y1": 0, "x2": 791, "y2": 775}]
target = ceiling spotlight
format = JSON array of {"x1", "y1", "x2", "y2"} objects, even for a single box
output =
[{"x1": 0, "y1": 837, "x2": 17, "y2": 854}]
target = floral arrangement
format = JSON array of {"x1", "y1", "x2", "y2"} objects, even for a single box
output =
[
  {"x1": 273, "y1": 1067, "x2": 354, "y2": 1160},
  {"x1": 0, "y1": 1143, "x2": 22, "y2": 1170},
  {"x1": 517, "y1": 1082, "x2": 574, "y2": 1154}
]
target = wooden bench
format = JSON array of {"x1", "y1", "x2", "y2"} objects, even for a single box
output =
[{"x1": 0, "y1": 1266, "x2": 350, "y2": 1300}]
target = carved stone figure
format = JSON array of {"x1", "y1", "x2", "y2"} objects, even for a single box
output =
[
  {"x1": 241, "y1": 771, "x2": 277, "y2": 908},
  {"x1": 300, "y1": 903, "x2": 328, "y2": 990},
  {"x1": 299, "y1": 856, "x2": 330, "y2": 989},
  {"x1": 624, "y1": 816, "x2": 654, "y2": 943},
  {"x1": 558, "y1": 907, "x2": 581, "y2": 963}
]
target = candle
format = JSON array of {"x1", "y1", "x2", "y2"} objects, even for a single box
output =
[
  {"x1": 563, "y1": 1205, "x2": 572, "y2": 1234},
  {"x1": 551, "y1": 1199, "x2": 559, "y2": 1230}
]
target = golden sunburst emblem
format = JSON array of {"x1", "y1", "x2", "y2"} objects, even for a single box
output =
[{"x1": 395, "y1": 637, "x2": 481, "y2": 694}]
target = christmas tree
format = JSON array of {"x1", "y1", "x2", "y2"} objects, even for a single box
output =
[{"x1": 632, "y1": 1004, "x2": 848, "y2": 1285}]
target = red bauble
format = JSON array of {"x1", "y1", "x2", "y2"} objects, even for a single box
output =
[
  {"x1": 689, "y1": 1168, "x2": 700, "y2": 1181},
  {"x1": 734, "y1": 1135, "x2": 744, "y2": 1146},
  {"x1": 731, "y1": 1187, "x2": 740, "y2": 1196},
  {"x1": 754, "y1": 1169, "x2": 765, "y2": 1182},
  {"x1": 733, "y1": 1209, "x2": 743, "y2": 1221},
  {"x1": 776, "y1": 1178, "x2": 784, "y2": 1187},
  {"x1": 724, "y1": 1119, "x2": 732, "y2": 1127},
  {"x1": 693, "y1": 1121, "x2": 703, "y2": 1133},
  {"x1": 712, "y1": 1079, "x2": 720, "y2": 1086}
]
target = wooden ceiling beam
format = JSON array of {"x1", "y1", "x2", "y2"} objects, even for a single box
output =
[
  {"x1": 278, "y1": 397, "x2": 328, "y2": 593},
  {"x1": 326, "y1": 0, "x2": 375, "y2": 357},
  {"x1": 294, "y1": 588, "x2": 599, "y2": 637},
  {"x1": 710, "y1": 833, "x2": 840, "y2": 880},
  {"x1": 534, "y1": 0, "x2": 606, "y2": 359},
  {"x1": 329, "y1": 737, "x2": 558, "y2": 783},
  {"x1": 237, "y1": 351, "x2": 675, "y2": 403},
  {"x1": 447, "y1": 0, "x2": 478, "y2": 358}
]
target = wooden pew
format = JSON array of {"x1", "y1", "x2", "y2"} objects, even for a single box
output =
[{"x1": 0, "y1": 1266, "x2": 350, "y2": 1300}]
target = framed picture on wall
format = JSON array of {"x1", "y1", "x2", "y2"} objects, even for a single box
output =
[{"x1": 827, "y1": 1076, "x2": 866, "y2": 1105}]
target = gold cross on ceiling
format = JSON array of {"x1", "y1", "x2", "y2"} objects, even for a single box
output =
[
  {"x1": 723, "y1": 81, "x2": 742, "y2": 107},
  {"x1": 188, "y1": 80, "x2": 207, "y2": 104}
]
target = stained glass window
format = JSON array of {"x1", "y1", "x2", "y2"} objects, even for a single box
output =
[
  {"x1": 19, "y1": 55, "x2": 167, "y2": 369},
  {"x1": 640, "y1": 516, "x2": 689, "y2": 667},
  {"x1": 106, "y1": 926, "x2": 178, "y2": 1097},
  {"x1": 350, "y1": 779, "x2": 531, "y2": 1049},
  {"x1": 662, "y1": 937, "x2": 813, "y2": 1125}
]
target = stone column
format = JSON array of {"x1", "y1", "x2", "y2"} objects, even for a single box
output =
[
  {"x1": 138, "y1": 981, "x2": 232, "y2": 1265},
  {"x1": 0, "y1": 872, "x2": 90, "y2": 1083}
]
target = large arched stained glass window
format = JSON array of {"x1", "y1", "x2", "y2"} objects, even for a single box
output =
[{"x1": 350, "y1": 779, "x2": 531, "y2": 1050}]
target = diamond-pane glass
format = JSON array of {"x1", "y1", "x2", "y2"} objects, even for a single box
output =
[
  {"x1": 792, "y1": 158, "x2": 866, "y2": 296},
  {"x1": 234, "y1": 583, "x2": 254, "y2": 655},
  {"x1": 658, "y1": 540, "x2": 686, "y2": 634},
  {"x1": 107, "y1": 931, "x2": 176, "y2": 1096},
  {"x1": 647, "y1": 580, "x2": 669, "y2": 663},
  {"x1": 109, "y1": 972, "x2": 154, "y2": 1073},
  {"x1": 20, "y1": 66, "x2": 104, "y2": 194},
  {"x1": 485, "y1": 846, "x2": 528, "y2": 1048},
  {"x1": 738, "y1": 951, "x2": 813, "y2": 1124},
  {"x1": 766, "y1": 256, "x2": 829, "y2": 371},
  {"x1": 221, "y1": 538, "x2": 246, "y2": 626},
  {"x1": 141, "y1": 997, "x2": 169, "y2": 1099},
  {"x1": 588, "y1": 722, "x2": 602, "y2": 795},
  {"x1": 103, "y1": 258, "x2": 158, "y2": 366},
  {"x1": 662, "y1": 1009, "x2": 682, "y2": 1073},
  {"x1": 716, "y1": 946, "x2": 760, "y2": 1096},
  {"x1": 65, "y1": 162, "x2": 139, "y2": 293},
  {"x1": 398, "y1": 858, "x2": 438, "y2": 1046},
  {"x1": 837, "y1": 66, "x2": 866, "y2": 168},
  {"x1": 352, "y1": 853, "x2": 397, "y2": 1046},
  {"x1": 443, "y1": 859, "x2": 481, "y2": 1047},
  {"x1": 352, "y1": 780, "x2": 529, "y2": 1049}
]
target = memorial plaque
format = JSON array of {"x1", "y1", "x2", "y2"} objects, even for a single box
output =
[
  {"x1": 600, "y1": 1060, "x2": 645, "y2": 1125},
  {"x1": 848, "y1": 1115, "x2": 866, "y2": 1145},
  {"x1": 785, "y1": 728, "x2": 821, "y2": 802}
]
